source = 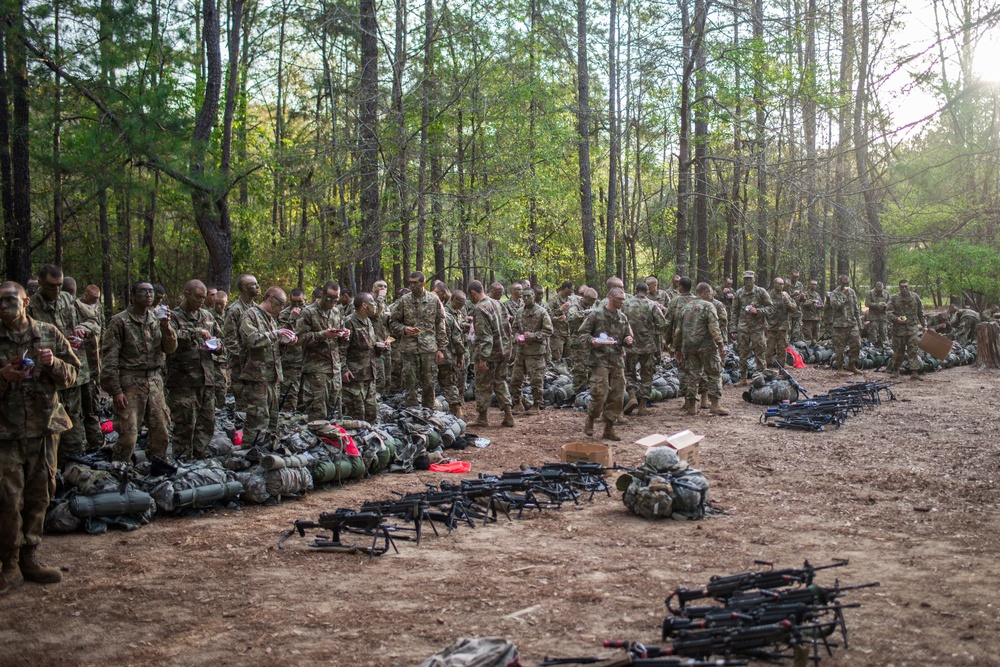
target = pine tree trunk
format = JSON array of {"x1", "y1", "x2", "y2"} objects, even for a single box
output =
[{"x1": 577, "y1": 0, "x2": 597, "y2": 285}]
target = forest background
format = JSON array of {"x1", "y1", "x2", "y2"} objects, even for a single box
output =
[{"x1": 1, "y1": 0, "x2": 998, "y2": 313}]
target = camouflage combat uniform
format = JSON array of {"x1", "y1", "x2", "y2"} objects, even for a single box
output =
[
  {"x1": 101, "y1": 307, "x2": 178, "y2": 462},
  {"x1": 828, "y1": 287, "x2": 863, "y2": 370},
  {"x1": 798, "y1": 288, "x2": 824, "y2": 343},
  {"x1": 223, "y1": 297, "x2": 256, "y2": 409},
  {"x1": 277, "y1": 305, "x2": 305, "y2": 412},
  {"x1": 546, "y1": 293, "x2": 572, "y2": 362},
  {"x1": 212, "y1": 303, "x2": 230, "y2": 406},
  {"x1": 731, "y1": 285, "x2": 774, "y2": 380},
  {"x1": 949, "y1": 309, "x2": 981, "y2": 346},
  {"x1": 295, "y1": 303, "x2": 344, "y2": 420},
  {"x1": 340, "y1": 312, "x2": 382, "y2": 422},
  {"x1": 166, "y1": 306, "x2": 223, "y2": 459},
  {"x1": 578, "y1": 306, "x2": 634, "y2": 427},
  {"x1": 0, "y1": 318, "x2": 79, "y2": 569},
  {"x1": 623, "y1": 294, "x2": 666, "y2": 408},
  {"x1": 389, "y1": 291, "x2": 447, "y2": 409},
  {"x1": 566, "y1": 298, "x2": 596, "y2": 392},
  {"x1": 886, "y1": 291, "x2": 925, "y2": 373},
  {"x1": 665, "y1": 292, "x2": 695, "y2": 393},
  {"x1": 438, "y1": 306, "x2": 468, "y2": 414},
  {"x1": 26, "y1": 291, "x2": 100, "y2": 465},
  {"x1": 74, "y1": 298, "x2": 105, "y2": 450},
  {"x1": 865, "y1": 288, "x2": 889, "y2": 347},
  {"x1": 649, "y1": 289, "x2": 671, "y2": 309},
  {"x1": 502, "y1": 297, "x2": 522, "y2": 363},
  {"x1": 787, "y1": 280, "x2": 805, "y2": 341},
  {"x1": 238, "y1": 305, "x2": 283, "y2": 445},
  {"x1": 764, "y1": 288, "x2": 797, "y2": 367},
  {"x1": 674, "y1": 298, "x2": 725, "y2": 400},
  {"x1": 510, "y1": 299, "x2": 554, "y2": 411},
  {"x1": 471, "y1": 297, "x2": 513, "y2": 414},
  {"x1": 372, "y1": 293, "x2": 391, "y2": 393}
]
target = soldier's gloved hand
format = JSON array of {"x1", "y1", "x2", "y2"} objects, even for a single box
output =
[
  {"x1": 114, "y1": 392, "x2": 129, "y2": 410},
  {"x1": 37, "y1": 348, "x2": 54, "y2": 366},
  {"x1": 1, "y1": 360, "x2": 28, "y2": 382}
]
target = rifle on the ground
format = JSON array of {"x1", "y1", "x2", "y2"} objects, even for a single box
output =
[{"x1": 773, "y1": 355, "x2": 809, "y2": 399}]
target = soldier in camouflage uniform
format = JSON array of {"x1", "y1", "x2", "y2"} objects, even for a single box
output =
[
  {"x1": 447, "y1": 291, "x2": 471, "y2": 404},
  {"x1": 211, "y1": 290, "x2": 229, "y2": 406},
  {"x1": 511, "y1": 286, "x2": 554, "y2": 414},
  {"x1": 828, "y1": 274, "x2": 864, "y2": 374},
  {"x1": 340, "y1": 293, "x2": 385, "y2": 422},
  {"x1": 943, "y1": 304, "x2": 981, "y2": 346},
  {"x1": 239, "y1": 288, "x2": 295, "y2": 445},
  {"x1": 436, "y1": 285, "x2": 468, "y2": 417},
  {"x1": 865, "y1": 282, "x2": 890, "y2": 347},
  {"x1": 26, "y1": 265, "x2": 100, "y2": 466},
  {"x1": 223, "y1": 275, "x2": 259, "y2": 410},
  {"x1": 371, "y1": 279, "x2": 391, "y2": 393},
  {"x1": 674, "y1": 283, "x2": 729, "y2": 416},
  {"x1": 387, "y1": 288, "x2": 409, "y2": 393},
  {"x1": 798, "y1": 280, "x2": 824, "y2": 343},
  {"x1": 764, "y1": 277, "x2": 798, "y2": 368},
  {"x1": 101, "y1": 280, "x2": 178, "y2": 463},
  {"x1": 787, "y1": 270, "x2": 805, "y2": 341},
  {"x1": 296, "y1": 282, "x2": 349, "y2": 420},
  {"x1": 578, "y1": 287, "x2": 634, "y2": 441},
  {"x1": 731, "y1": 271, "x2": 774, "y2": 386},
  {"x1": 645, "y1": 275, "x2": 671, "y2": 309},
  {"x1": 887, "y1": 279, "x2": 926, "y2": 378},
  {"x1": 623, "y1": 282, "x2": 667, "y2": 416},
  {"x1": 566, "y1": 287, "x2": 598, "y2": 392},
  {"x1": 277, "y1": 288, "x2": 307, "y2": 412},
  {"x1": 665, "y1": 275, "x2": 681, "y2": 301},
  {"x1": 715, "y1": 277, "x2": 736, "y2": 322},
  {"x1": 468, "y1": 281, "x2": 515, "y2": 428},
  {"x1": 338, "y1": 288, "x2": 355, "y2": 319},
  {"x1": 546, "y1": 281, "x2": 574, "y2": 364},
  {"x1": 664, "y1": 277, "x2": 695, "y2": 402},
  {"x1": 389, "y1": 272, "x2": 447, "y2": 409},
  {"x1": 166, "y1": 280, "x2": 223, "y2": 459},
  {"x1": 75, "y1": 283, "x2": 105, "y2": 451},
  {"x1": 0, "y1": 281, "x2": 81, "y2": 593}
]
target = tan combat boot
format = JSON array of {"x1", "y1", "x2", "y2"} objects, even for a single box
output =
[
  {"x1": 501, "y1": 405, "x2": 516, "y2": 427},
  {"x1": 848, "y1": 361, "x2": 863, "y2": 376},
  {"x1": 623, "y1": 396, "x2": 638, "y2": 415},
  {"x1": 584, "y1": 416, "x2": 595, "y2": 436},
  {"x1": 710, "y1": 397, "x2": 730, "y2": 416},
  {"x1": 685, "y1": 397, "x2": 697, "y2": 416},
  {"x1": 601, "y1": 420, "x2": 622, "y2": 442},
  {"x1": 0, "y1": 551, "x2": 23, "y2": 595},
  {"x1": 18, "y1": 544, "x2": 61, "y2": 584},
  {"x1": 637, "y1": 404, "x2": 650, "y2": 416},
  {"x1": 700, "y1": 393, "x2": 710, "y2": 409},
  {"x1": 470, "y1": 410, "x2": 490, "y2": 428},
  {"x1": 450, "y1": 403, "x2": 464, "y2": 419},
  {"x1": 525, "y1": 402, "x2": 540, "y2": 414},
  {"x1": 735, "y1": 375, "x2": 748, "y2": 387}
]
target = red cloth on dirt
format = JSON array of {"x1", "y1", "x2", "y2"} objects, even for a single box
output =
[
  {"x1": 429, "y1": 461, "x2": 472, "y2": 473},
  {"x1": 786, "y1": 345, "x2": 806, "y2": 369}
]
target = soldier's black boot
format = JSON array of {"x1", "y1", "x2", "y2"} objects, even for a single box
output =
[
  {"x1": 0, "y1": 551, "x2": 23, "y2": 594},
  {"x1": 19, "y1": 544, "x2": 61, "y2": 584}
]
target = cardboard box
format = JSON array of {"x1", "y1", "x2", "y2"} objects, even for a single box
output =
[
  {"x1": 561, "y1": 442, "x2": 613, "y2": 468},
  {"x1": 634, "y1": 430, "x2": 704, "y2": 467},
  {"x1": 918, "y1": 328, "x2": 953, "y2": 361}
]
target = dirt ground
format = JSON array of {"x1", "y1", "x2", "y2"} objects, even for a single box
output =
[{"x1": 2, "y1": 364, "x2": 999, "y2": 667}]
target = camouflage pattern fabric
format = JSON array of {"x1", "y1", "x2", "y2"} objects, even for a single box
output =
[
  {"x1": 866, "y1": 288, "x2": 890, "y2": 346},
  {"x1": 887, "y1": 291, "x2": 926, "y2": 372},
  {"x1": 472, "y1": 297, "x2": 513, "y2": 412}
]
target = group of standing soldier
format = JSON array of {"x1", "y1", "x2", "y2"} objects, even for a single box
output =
[{"x1": 0, "y1": 261, "x2": 954, "y2": 597}]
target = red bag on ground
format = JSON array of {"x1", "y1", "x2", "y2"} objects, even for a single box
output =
[
  {"x1": 429, "y1": 461, "x2": 472, "y2": 473},
  {"x1": 320, "y1": 424, "x2": 360, "y2": 456},
  {"x1": 786, "y1": 345, "x2": 806, "y2": 369}
]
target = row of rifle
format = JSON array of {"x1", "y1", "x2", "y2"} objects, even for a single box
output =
[
  {"x1": 760, "y1": 378, "x2": 897, "y2": 431},
  {"x1": 544, "y1": 560, "x2": 878, "y2": 666},
  {"x1": 279, "y1": 461, "x2": 612, "y2": 556}
]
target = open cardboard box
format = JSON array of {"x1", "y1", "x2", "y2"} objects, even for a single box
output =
[
  {"x1": 917, "y1": 328, "x2": 953, "y2": 361},
  {"x1": 561, "y1": 442, "x2": 613, "y2": 468},
  {"x1": 634, "y1": 429, "x2": 703, "y2": 467}
]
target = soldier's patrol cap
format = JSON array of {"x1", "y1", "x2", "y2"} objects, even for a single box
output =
[{"x1": 742, "y1": 271, "x2": 755, "y2": 279}]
